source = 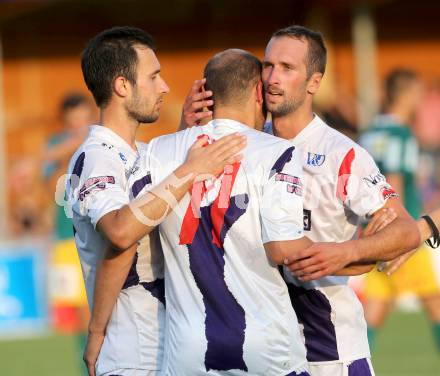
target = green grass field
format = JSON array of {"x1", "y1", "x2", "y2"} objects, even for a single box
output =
[{"x1": 0, "y1": 311, "x2": 438, "y2": 375}]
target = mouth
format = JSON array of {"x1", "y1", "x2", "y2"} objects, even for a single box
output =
[{"x1": 265, "y1": 86, "x2": 283, "y2": 100}]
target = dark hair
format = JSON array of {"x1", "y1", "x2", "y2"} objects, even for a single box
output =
[
  {"x1": 271, "y1": 25, "x2": 327, "y2": 78},
  {"x1": 60, "y1": 93, "x2": 89, "y2": 114},
  {"x1": 385, "y1": 69, "x2": 419, "y2": 106},
  {"x1": 204, "y1": 49, "x2": 262, "y2": 109},
  {"x1": 81, "y1": 26, "x2": 155, "y2": 108}
]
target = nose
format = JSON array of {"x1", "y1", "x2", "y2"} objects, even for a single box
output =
[
  {"x1": 160, "y1": 77, "x2": 170, "y2": 94},
  {"x1": 266, "y1": 66, "x2": 280, "y2": 87}
]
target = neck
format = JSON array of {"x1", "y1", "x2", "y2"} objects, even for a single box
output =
[
  {"x1": 100, "y1": 104, "x2": 139, "y2": 150},
  {"x1": 387, "y1": 103, "x2": 411, "y2": 125},
  {"x1": 213, "y1": 105, "x2": 257, "y2": 129},
  {"x1": 272, "y1": 100, "x2": 314, "y2": 140}
]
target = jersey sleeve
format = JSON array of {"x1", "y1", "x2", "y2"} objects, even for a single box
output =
[
  {"x1": 337, "y1": 146, "x2": 398, "y2": 218},
  {"x1": 260, "y1": 145, "x2": 304, "y2": 243},
  {"x1": 68, "y1": 147, "x2": 129, "y2": 228}
]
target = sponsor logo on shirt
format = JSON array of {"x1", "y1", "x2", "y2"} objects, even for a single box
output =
[
  {"x1": 275, "y1": 173, "x2": 301, "y2": 185},
  {"x1": 275, "y1": 173, "x2": 303, "y2": 196},
  {"x1": 363, "y1": 172, "x2": 386, "y2": 187},
  {"x1": 287, "y1": 184, "x2": 302, "y2": 196},
  {"x1": 303, "y1": 209, "x2": 312, "y2": 231},
  {"x1": 381, "y1": 185, "x2": 399, "y2": 200},
  {"x1": 101, "y1": 142, "x2": 114, "y2": 150},
  {"x1": 307, "y1": 152, "x2": 326, "y2": 167},
  {"x1": 79, "y1": 176, "x2": 115, "y2": 201},
  {"x1": 129, "y1": 165, "x2": 139, "y2": 175}
]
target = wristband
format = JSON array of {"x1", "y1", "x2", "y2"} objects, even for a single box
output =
[{"x1": 421, "y1": 215, "x2": 440, "y2": 249}]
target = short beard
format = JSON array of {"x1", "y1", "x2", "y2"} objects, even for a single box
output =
[
  {"x1": 125, "y1": 90, "x2": 159, "y2": 124},
  {"x1": 267, "y1": 81, "x2": 308, "y2": 118},
  {"x1": 268, "y1": 99, "x2": 302, "y2": 118},
  {"x1": 127, "y1": 108, "x2": 158, "y2": 124}
]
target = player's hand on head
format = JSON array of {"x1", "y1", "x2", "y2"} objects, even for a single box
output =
[
  {"x1": 185, "y1": 133, "x2": 246, "y2": 180},
  {"x1": 83, "y1": 330, "x2": 105, "y2": 376},
  {"x1": 363, "y1": 207, "x2": 397, "y2": 237},
  {"x1": 284, "y1": 242, "x2": 354, "y2": 281},
  {"x1": 179, "y1": 78, "x2": 214, "y2": 129}
]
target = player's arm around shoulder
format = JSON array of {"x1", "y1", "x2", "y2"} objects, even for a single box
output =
[
  {"x1": 98, "y1": 132, "x2": 247, "y2": 251},
  {"x1": 343, "y1": 145, "x2": 420, "y2": 261},
  {"x1": 284, "y1": 145, "x2": 419, "y2": 281}
]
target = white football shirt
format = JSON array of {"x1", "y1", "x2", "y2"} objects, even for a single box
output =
[
  {"x1": 66, "y1": 125, "x2": 165, "y2": 375},
  {"x1": 265, "y1": 115, "x2": 394, "y2": 364},
  {"x1": 146, "y1": 119, "x2": 309, "y2": 375}
]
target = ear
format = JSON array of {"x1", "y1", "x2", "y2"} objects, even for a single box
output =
[
  {"x1": 113, "y1": 76, "x2": 130, "y2": 99},
  {"x1": 307, "y1": 72, "x2": 323, "y2": 95},
  {"x1": 255, "y1": 80, "x2": 264, "y2": 105}
]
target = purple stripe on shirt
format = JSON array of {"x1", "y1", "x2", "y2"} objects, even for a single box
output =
[{"x1": 348, "y1": 358, "x2": 373, "y2": 376}]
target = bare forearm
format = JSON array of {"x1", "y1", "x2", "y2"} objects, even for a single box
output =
[
  {"x1": 88, "y1": 245, "x2": 138, "y2": 334},
  {"x1": 349, "y1": 217, "x2": 420, "y2": 263},
  {"x1": 265, "y1": 237, "x2": 313, "y2": 265},
  {"x1": 334, "y1": 263, "x2": 375, "y2": 276},
  {"x1": 100, "y1": 165, "x2": 195, "y2": 250}
]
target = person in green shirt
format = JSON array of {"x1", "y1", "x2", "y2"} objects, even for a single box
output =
[
  {"x1": 360, "y1": 69, "x2": 440, "y2": 353},
  {"x1": 44, "y1": 93, "x2": 95, "y2": 376}
]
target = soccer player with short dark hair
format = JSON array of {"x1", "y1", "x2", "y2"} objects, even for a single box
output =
[{"x1": 68, "y1": 26, "x2": 245, "y2": 376}]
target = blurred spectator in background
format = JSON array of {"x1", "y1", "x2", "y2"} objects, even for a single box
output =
[
  {"x1": 414, "y1": 81, "x2": 440, "y2": 213},
  {"x1": 318, "y1": 86, "x2": 359, "y2": 140},
  {"x1": 415, "y1": 81, "x2": 440, "y2": 150},
  {"x1": 46, "y1": 93, "x2": 95, "y2": 376},
  {"x1": 359, "y1": 69, "x2": 440, "y2": 353},
  {"x1": 9, "y1": 157, "x2": 52, "y2": 236}
]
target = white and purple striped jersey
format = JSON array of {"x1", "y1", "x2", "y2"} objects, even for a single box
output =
[
  {"x1": 265, "y1": 115, "x2": 394, "y2": 365},
  {"x1": 66, "y1": 125, "x2": 165, "y2": 375},
  {"x1": 146, "y1": 119, "x2": 309, "y2": 376}
]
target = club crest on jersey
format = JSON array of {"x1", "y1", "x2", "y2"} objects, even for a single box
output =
[
  {"x1": 119, "y1": 152, "x2": 127, "y2": 163},
  {"x1": 307, "y1": 152, "x2": 326, "y2": 167}
]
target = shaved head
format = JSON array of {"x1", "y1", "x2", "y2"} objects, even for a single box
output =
[{"x1": 204, "y1": 49, "x2": 262, "y2": 109}]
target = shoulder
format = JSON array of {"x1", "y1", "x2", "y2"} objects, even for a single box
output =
[
  {"x1": 69, "y1": 137, "x2": 125, "y2": 177},
  {"x1": 245, "y1": 127, "x2": 294, "y2": 151},
  {"x1": 151, "y1": 126, "x2": 207, "y2": 147},
  {"x1": 318, "y1": 121, "x2": 375, "y2": 171},
  {"x1": 319, "y1": 121, "x2": 360, "y2": 156}
]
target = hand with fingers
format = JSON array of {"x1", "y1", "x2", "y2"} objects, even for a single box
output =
[
  {"x1": 284, "y1": 241, "x2": 355, "y2": 282},
  {"x1": 385, "y1": 248, "x2": 417, "y2": 276},
  {"x1": 363, "y1": 207, "x2": 397, "y2": 237},
  {"x1": 83, "y1": 330, "x2": 105, "y2": 376},
  {"x1": 180, "y1": 78, "x2": 214, "y2": 129},
  {"x1": 184, "y1": 133, "x2": 246, "y2": 181}
]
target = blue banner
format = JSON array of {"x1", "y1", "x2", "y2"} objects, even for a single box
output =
[{"x1": 0, "y1": 245, "x2": 48, "y2": 336}]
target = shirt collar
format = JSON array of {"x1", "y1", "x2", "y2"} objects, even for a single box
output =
[
  {"x1": 264, "y1": 113, "x2": 325, "y2": 143},
  {"x1": 208, "y1": 118, "x2": 249, "y2": 131},
  {"x1": 292, "y1": 114, "x2": 325, "y2": 143},
  {"x1": 88, "y1": 124, "x2": 139, "y2": 161}
]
